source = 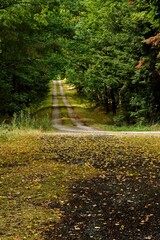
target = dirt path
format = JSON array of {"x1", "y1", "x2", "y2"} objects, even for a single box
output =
[
  {"x1": 51, "y1": 80, "x2": 62, "y2": 127},
  {"x1": 52, "y1": 80, "x2": 97, "y2": 133},
  {"x1": 40, "y1": 135, "x2": 160, "y2": 240},
  {"x1": 52, "y1": 80, "x2": 160, "y2": 135}
]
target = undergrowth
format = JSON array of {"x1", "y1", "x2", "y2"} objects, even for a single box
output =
[{"x1": 0, "y1": 82, "x2": 53, "y2": 140}]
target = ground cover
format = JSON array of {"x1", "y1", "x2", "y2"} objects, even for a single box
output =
[{"x1": 0, "y1": 132, "x2": 160, "y2": 239}]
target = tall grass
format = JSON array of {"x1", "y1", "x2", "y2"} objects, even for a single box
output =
[
  {"x1": 0, "y1": 81, "x2": 54, "y2": 141},
  {"x1": 0, "y1": 110, "x2": 52, "y2": 142},
  {"x1": 10, "y1": 109, "x2": 52, "y2": 130}
]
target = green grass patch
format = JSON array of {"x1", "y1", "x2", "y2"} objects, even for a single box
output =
[
  {"x1": 63, "y1": 81, "x2": 160, "y2": 131},
  {"x1": 62, "y1": 81, "x2": 113, "y2": 129},
  {"x1": 30, "y1": 81, "x2": 54, "y2": 131}
]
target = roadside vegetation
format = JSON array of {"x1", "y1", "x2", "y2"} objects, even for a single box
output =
[
  {"x1": 0, "y1": 81, "x2": 53, "y2": 142},
  {"x1": 1, "y1": 78, "x2": 159, "y2": 144},
  {"x1": 63, "y1": 81, "x2": 160, "y2": 131}
]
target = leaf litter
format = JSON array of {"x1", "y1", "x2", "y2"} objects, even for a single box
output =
[{"x1": 0, "y1": 133, "x2": 160, "y2": 239}]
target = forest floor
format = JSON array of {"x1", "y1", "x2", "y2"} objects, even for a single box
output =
[{"x1": 0, "y1": 81, "x2": 160, "y2": 240}]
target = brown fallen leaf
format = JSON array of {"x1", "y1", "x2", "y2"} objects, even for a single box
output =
[{"x1": 140, "y1": 214, "x2": 154, "y2": 224}]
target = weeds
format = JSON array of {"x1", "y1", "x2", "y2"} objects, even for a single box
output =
[{"x1": 0, "y1": 81, "x2": 53, "y2": 135}]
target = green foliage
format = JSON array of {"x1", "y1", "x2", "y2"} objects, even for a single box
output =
[
  {"x1": 63, "y1": 81, "x2": 159, "y2": 131},
  {"x1": 0, "y1": 80, "x2": 53, "y2": 131},
  {"x1": 1, "y1": 0, "x2": 160, "y2": 124},
  {"x1": 65, "y1": 0, "x2": 160, "y2": 124},
  {"x1": 0, "y1": 0, "x2": 72, "y2": 118}
]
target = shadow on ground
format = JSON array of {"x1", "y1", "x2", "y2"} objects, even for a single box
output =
[{"x1": 42, "y1": 175, "x2": 160, "y2": 240}]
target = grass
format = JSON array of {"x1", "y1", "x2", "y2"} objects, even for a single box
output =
[
  {"x1": 0, "y1": 132, "x2": 160, "y2": 239},
  {"x1": 0, "y1": 82, "x2": 54, "y2": 136},
  {"x1": 63, "y1": 80, "x2": 160, "y2": 131},
  {"x1": 30, "y1": 81, "x2": 54, "y2": 131},
  {"x1": 1, "y1": 80, "x2": 159, "y2": 134},
  {"x1": 62, "y1": 81, "x2": 109, "y2": 129}
]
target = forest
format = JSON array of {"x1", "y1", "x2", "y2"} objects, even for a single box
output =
[
  {"x1": 0, "y1": 0, "x2": 160, "y2": 125},
  {"x1": 1, "y1": 1, "x2": 160, "y2": 239}
]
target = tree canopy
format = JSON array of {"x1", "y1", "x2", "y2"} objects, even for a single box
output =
[
  {"x1": 0, "y1": 0, "x2": 67, "y2": 115},
  {"x1": 65, "y1": 0, "x2": 160, "y2": 124},
  {"x1": 0, "y1": 0, "x2": 160, "y2": 123}
]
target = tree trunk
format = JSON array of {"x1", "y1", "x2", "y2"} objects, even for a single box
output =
[
  {"x1": 104, "y1": 84, "x2": 110, "y2": 113},
  {"x1": 111, "y1": 89, "x2": 116, "y2": 114}
]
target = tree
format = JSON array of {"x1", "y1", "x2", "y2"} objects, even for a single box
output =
[
  {"x1": 0, "y1": 0, "x2": 70, "y2": 116},
  {"x1": 65, "y1": 0, "x2": 160, "y2": 123},
  {"x1": 66, "y1": 0, "x2": 135, "y2": 114}
]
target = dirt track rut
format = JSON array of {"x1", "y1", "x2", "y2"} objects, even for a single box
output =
[{"x1": 52, "y1": 80, "x2": 96, "y2": 133}]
